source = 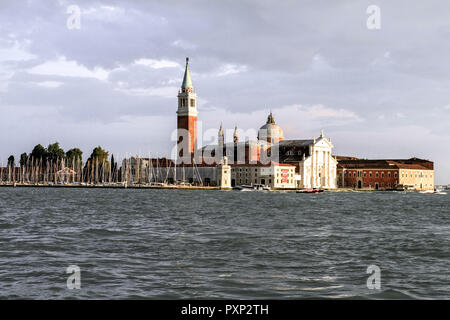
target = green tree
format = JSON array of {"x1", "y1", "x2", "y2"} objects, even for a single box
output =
[
  {"x1": 88, "y1": 146, "x2": 109, "y2": 164},
  {"x1": 66, "y1": 148, "x2": 83, "y2": 168},
  {"x1": 86, "y1": 146, "x2": 110, "y2": 182},
  {"x1": 7, "y1": 155, "x2": 15, "y2": 167},
  {"x1": 47, "y1": 142, "x2": 65, "y2": 163},
  {"x1": 30, "y1": 144, "x2": 48, "y2": 162},
  {"x1": 110, "y1": 154, "x2": 116, "y2": 171},
  {"x1": 19, "y1": 153, "x2": 28, "y2": 167}
]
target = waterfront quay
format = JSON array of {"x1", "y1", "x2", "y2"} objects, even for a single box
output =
[
  {"x1": 0, "y1": 182, "x2": 424, "y2": 192},
  {"x1": 0, "y1": 182, "x2": 222, "y2": 190}
]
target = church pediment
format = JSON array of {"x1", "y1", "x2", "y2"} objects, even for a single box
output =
[{"x1": 314, "y1": 137, "x2": 333, "y2": 148}]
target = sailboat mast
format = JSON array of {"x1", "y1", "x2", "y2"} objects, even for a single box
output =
[{"x1": 156, "y1": 154, "x2": 159, "y2": 183}]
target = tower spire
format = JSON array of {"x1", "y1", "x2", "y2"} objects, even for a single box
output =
[
  {"x1": 233, "y1": 125, "x2": 239, "y2": 143},
  {"x1": 218, "y1": 123, "x2": 225, "y2": 149},
  {"x1": 181, "y1": 57, "x2": 193, "y2": 91}
]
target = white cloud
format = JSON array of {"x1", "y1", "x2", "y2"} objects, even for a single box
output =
[
  {"x1": 297, "y1": 104, "x2": 361, "y2": 120},
  {"x1": 0, "y1": 40, "x2": 36, "y2": 62},
  {"x1": 33, "y1": 81, "x2": 64, "y2": 88},
  {"x1": 115, "y1": 86, "x2": 179, "y2": 98},
  {"x1": 215, "y1": 64, "x2": 248, "y2": 76},
  {"x1": 27, "y1": 56, "x2": 109, "y2": 80},
  {"x1": 134, "y1": 58, "x2": 180, "y2": 69},
  {"x1": 82, "y1": 5, "x2": 126, "y2": 21},
  {"x1": 0, "y1": 39, "x2": 37, "y2": 92},
  {"x1": 310, "y1": 54, "x2": 335, "y2": 73},
  {"x1": 171, "y1": 40, "x2": 197, "y2": 50}
]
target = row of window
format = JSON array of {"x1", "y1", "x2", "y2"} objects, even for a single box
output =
[
  {"x1": 345, "y1": 171, "x2": 397, "y2": 178},
  {"x1": 235, "y1": 172, "x2": 293, "y2": 178},
  {"x1": 237, "y1": 177, "x2": 295, "y2": 185},
  {"x1": 236, "y1": 167, "x2": 295, "y2": 173},
  {"x1": 286, "y1": 151, "x2": 302, "y2": 156},
  {"x1": 179, "y1": 98, "x2": 195, "y2": 108},
  {"x1": 240, "y1": 179, "x2": 272, "y2": 184},
  {"x1": 276, "y1": 179, "x2": 294, "y2": 184},
  {"x1": 401, "y1": 172, "x2": 432, "y2": 178},
  {"x1": 237, "y1": 179, "x2": 294, "y2": 185}
]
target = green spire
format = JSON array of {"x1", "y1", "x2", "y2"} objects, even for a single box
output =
[{"x1": 181, "y1": 57, "x2": 193, "y2": 89}]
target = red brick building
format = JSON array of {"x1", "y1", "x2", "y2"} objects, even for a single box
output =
[{"x1": 336, "y1": 157, "x2": 434, "y2": 191}]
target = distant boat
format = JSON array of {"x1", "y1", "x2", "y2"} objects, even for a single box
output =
[
  {"x1": 236, "y1": 184, "x2": 270, "y2": 191},
  {"x1": 296, "y1": 189, "x2": 324, "y2": 194},
  {"x1": 420, "y1": 189, "x2": 446, "y2": 194}
]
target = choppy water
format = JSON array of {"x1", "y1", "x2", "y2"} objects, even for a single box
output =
[{"x1": 0, "y1": 187, "x2": 448, "y2": 299}]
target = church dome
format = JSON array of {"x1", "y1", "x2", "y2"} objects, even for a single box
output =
[{"x1": 258, "y1": 112, "x2": 284, "y2": 143}]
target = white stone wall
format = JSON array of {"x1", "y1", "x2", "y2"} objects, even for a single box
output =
[
  {"x1": 217, "y1": 164, "x2": 231, "y2": 189},
  {"x1": 231, "y1": 164, "x2": 296, "y2": 189}
]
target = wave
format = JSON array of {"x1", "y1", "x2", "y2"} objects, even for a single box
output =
[
  {"x1": 353, "y1": 289, "x2": 418, "y2": 300},
  {"x1": 81, "y1": 228, "x2": 127, "y2": 236}
]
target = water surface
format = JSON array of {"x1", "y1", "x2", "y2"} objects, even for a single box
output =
[{"x1": 0, "y1": 188, "x2": 448, "y2": 299}]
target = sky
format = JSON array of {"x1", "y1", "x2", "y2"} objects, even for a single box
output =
[{"x1": 0, "y1": 0, "x2": 449, "y2": 184}]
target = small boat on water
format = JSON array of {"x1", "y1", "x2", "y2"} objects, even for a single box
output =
[
  {"x1": 420, "y1": 189, "x2": 447, "y2": 194},
  {"x1": 236, "y1": 184, "x2": 271, "y2": 191},
  {"x1": 296, "y1": 188, "x2": 324, "y2": 194}
]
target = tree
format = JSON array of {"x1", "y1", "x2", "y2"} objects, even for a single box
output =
[
  {"x1": 19, "y1": 153, "x2": 28, "y2": 167},
  {"x1": 30, "y1": 144, "x2": 48, "y2": 162},
  {"x1": 110, "y1": 154, "x2": 116, "y2": 171},
  {"x1": 88, "y1": 146, "x2": 109, "y2": 164},
  {"x1": 7, "y1": 155, "x2": 15, "y2": 167},
  {"x1": 47, "y1": 142, "x2": 65, "y2": 163},
  {"x1": 85, "y1": 146, "x2": 110, "y2": 183},
  {"x1": 66, "y1": 148, "x2": 83, "y2": 168}
]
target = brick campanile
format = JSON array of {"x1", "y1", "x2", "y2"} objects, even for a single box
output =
[{"x1": 177, "y1": 57, "x2": 198, "y2": 163}]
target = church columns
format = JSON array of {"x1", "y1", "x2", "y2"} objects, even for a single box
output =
[
  {"x1": 316, "y1": 150, "x2": 319, "y2": 187},
  {"x1": 304, "y1": 140, "x2": 336, "y2": 189}
]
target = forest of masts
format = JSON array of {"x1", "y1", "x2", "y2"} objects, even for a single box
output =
[{"x1": 0, "y1": 156, "x2": 203, "y2": 186}]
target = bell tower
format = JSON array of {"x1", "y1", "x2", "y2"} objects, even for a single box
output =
[{"x1": 177, "y1": 57, "x2": 198, "y2": 163}]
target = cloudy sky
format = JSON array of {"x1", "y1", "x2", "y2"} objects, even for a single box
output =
[{"x1": 0, "y1": 0, "x2": 449, "y2": 183}]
